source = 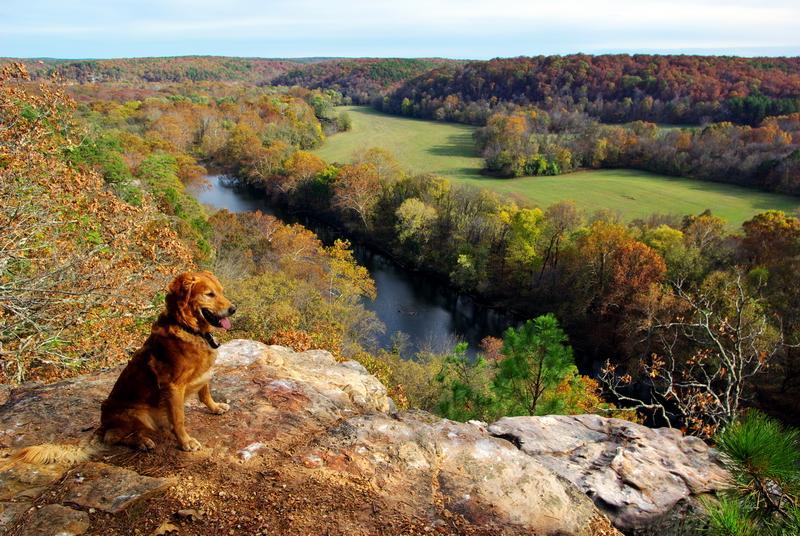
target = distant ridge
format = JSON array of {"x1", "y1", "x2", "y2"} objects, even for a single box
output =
[{"x1": 0, "y1": 56, "x2": 459, "y2": 85}]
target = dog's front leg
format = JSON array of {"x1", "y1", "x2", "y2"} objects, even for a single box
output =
[
  {"x1": 164, "y1": 384, "x2": 200, "y2": 451},
  {"x1": 198, "y1": 383, "x2": 229, "y2": 414}
]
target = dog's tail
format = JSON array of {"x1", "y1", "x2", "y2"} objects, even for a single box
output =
[{"x1": 1, "y1": 434, "x2": 103, "y2": 470}]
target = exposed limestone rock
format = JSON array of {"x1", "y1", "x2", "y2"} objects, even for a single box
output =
[
  {"x1": 0, "y1": 501, "x2": 31, "y2": 531},
  {"x1": 0, "y1": 461, "x2": 68, "y2": 502},
  {"x1": 62, "y1": 462, "x2": 173, "y2": 513},
  {"x1": 302, "y1": 411, "x2": 611, "y2": 535},
  {"x1": 0, "y1": 339, "x2": 721, "y2": 535},
  {"x1": 488, "y1": 414, "x2": 730, "y2": 533},
  {"x1": 18, "y1": 504, "x2": 90, "y2": 536},
  {"x1": 216, "y1": 341, "x2": 393, "y2": 414}
]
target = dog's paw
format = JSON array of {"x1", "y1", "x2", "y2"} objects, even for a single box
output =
[
  {"x1": 137, "y1": 437, "x2": 156, "y2": 451},
  {"x1": 211, "y1": 402, "x2": 230, "y2": 415},
  {"x1": 179, "y1": 437, "x2": 202, "y2": 452}
]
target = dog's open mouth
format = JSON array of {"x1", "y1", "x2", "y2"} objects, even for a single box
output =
[{"x1": 202, "y1": 308, "x2": 232, "y2": 330}]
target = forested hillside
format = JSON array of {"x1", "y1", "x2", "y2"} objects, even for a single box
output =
[
  {"x1": 11, "y1": 55, "x2": 797, "y2": 127},
  {"x1": 1, "y1": 56, "x2": 300, "y2": 83},
  {"x1": 1, "y1": 56, "x2": 456, "y2": 89},
  {"x1": 272, "y1": 58, "x2": 457, "y2": 103},
  {"x1": 381, "y1": 55, "x2": 800, "y2": 125},
  {"x1": 0, "y1": 63, "x2": 194, "y2": 382}
]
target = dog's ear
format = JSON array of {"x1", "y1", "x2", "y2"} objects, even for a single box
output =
[
  {"x1": 167, "y1": 273, "x2": 197, "y2": 304},
  {"x1": 166, "y1": 273, "x2": 200, "y2": 330},
  {"x1": 198, "y1": 270, "x2": 221, "y2": 288}
]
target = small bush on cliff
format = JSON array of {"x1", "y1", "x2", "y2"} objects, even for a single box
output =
[
  {"x1": 703, "y1": 411, "x2": 800, "y2": 535},
  {"x1": 436, "y1": 342, "x2": 494, "y2": 421}
]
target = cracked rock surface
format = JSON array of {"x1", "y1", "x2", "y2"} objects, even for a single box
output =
[
  {"x1": 0, "y1": 339, "x2": 725, "y2": 534},
  {"x1": 488, "y1": 414, "x2": 730, "y2": 533},
  {"x1": 301, "y1": 411, "x2": 609, "y2": 535}
]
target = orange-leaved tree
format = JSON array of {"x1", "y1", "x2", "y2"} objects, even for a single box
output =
[{"x1": 0, "y1": 63, "x2": 193, "y2": 383}]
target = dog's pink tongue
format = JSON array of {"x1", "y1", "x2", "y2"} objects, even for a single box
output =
[{"x1": 220, "y1": 317, "x2": 231, "y2": 330}]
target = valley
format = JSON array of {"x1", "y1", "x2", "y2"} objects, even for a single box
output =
[{"x1": 315, "y1": 106, "x2": 800, "y2": 224}]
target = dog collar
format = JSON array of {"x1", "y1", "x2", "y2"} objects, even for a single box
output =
[
  {"x1": 175, "y1": 320, "x2": 220, "y2": 349},
  {"x1": 203, "y1": 332, "x2": 220, "y2": 349}
]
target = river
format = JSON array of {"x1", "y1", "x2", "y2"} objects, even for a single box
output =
[{"x1": 192, "y1": 174, "x2": 514, "y2": 356}]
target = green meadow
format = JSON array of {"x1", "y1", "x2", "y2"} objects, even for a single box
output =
[{"x1": 315, "y1": 106, "x2": 800, "y2": 225}]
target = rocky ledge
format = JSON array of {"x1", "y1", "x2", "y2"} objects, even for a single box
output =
[{"x1": 0, "y1": 340, "x2": 728, "y2": 535}]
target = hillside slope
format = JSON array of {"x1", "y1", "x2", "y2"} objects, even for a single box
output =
[
  {"x1": 384, "y1": 55, "x2": 800, "y2": 124},
  {"x1": 273, "y1": 58, "x2": 458, "y2": 102}
]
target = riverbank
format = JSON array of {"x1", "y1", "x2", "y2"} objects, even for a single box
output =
[{"x1": 193, "y1": 174, "x2": 516, "y2": 356}]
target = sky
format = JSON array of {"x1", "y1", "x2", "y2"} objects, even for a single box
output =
[{"x1": 1, "y1": 0, "x2": 798, "y2": 59}]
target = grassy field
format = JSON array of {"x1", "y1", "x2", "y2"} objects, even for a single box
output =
[{"x1": 315, "y1": 106, "x2": 800, "y2": 225}]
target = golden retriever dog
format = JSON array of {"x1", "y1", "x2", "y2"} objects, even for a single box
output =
[
  {"x1": 4, "y1": 271, "x2": 236, "y2": 466},
  {"x1": 98, "y1": 270, "x2": 236, "y2": 451}
]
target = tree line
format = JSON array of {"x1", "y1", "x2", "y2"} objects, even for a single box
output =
[
  {"x1": 473, "y1": 107, "x2": 800, "y2": 194},
  {"x1": 5, "y1": 56, "x2": 299, "y2": 84},
  {"x1": 380, "y1": 55, "x2": 800, "y2": 126},
  {"x1": 273, "y1": 58, "x2": 456, "y2": 104},
  {"x1": 9, "y1": 54, "x2": 799, "y2": 127}
]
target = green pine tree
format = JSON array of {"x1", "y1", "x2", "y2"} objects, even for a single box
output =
[{"x1": 491, "y1": 313, "x2": 575, "y2": 416}]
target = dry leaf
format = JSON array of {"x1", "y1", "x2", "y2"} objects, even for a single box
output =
[{"x1": 152, "y1": 521, "x2": 179, "y2": 535}]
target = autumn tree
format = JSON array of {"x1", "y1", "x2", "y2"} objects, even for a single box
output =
[
  {"x1": 395, "y1": 198, "x2": 437, "y2": 246},
  {"x1": 741, "y1": 210, "x2": 800, "y2": 266},
  {"x1": 280, "y1": 150, "x2": 325, "y2": 194},
  {"x1": 0, "y1": 64, "x2": 193, "y2": 383},
  {"x1": 602, "y1": 269, "x2": 787, "y2": 437},
  {"x1": 352, "y1": 147, "x2": 403, "y2": 184},
  {"x1": 501, "y1": 206, "x2": 545, "y2": 287},
  {"x1": 219, "y1": 123, "x2": 266, "y2": 182},
  {"x1": 332, "y1": 163, "x2": 382, "y2": 228},
  {"x1": 535, "y1": 201, "x2": 583, "y2": 289},
  {"x1": 325, "y1": 239, "x2": 376, "y2": 304},
  {"x1": 476, "y1": 112, "x2": 529, "y2": 177},
  {"x1": 641, "y1": 224, "x2": 704, "y2": 282},
  {"x1": 571, "y1": 221, "x2": 666, "y2": 317},
  {"x1": 740, "y1": 210, "x2": 800, "y2": 401}
]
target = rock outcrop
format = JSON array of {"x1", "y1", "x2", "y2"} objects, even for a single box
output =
[
  {"x1": 488, "y1": 415, "x2": 730, "y2": 534},
  {"x1": 0, "y1": 340, "x2": 727, "y2": 535}
]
